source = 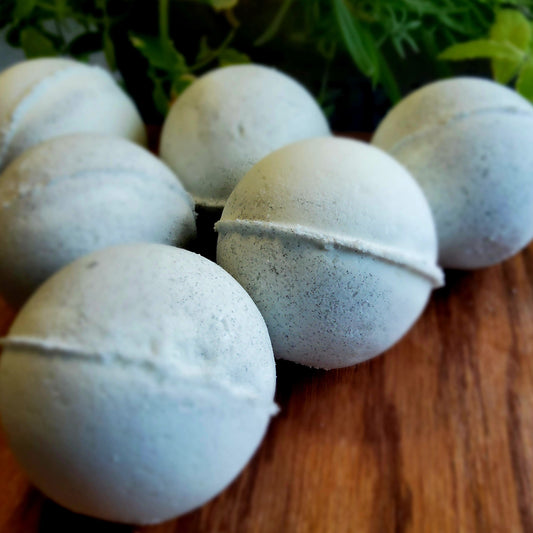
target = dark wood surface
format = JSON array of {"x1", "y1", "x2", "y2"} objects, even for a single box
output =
[{"x1": 1, "y1": 242, "x2": 532, "y2": 532}]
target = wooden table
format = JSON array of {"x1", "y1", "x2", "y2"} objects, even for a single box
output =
[{"x1": 1, "y1": 223, "x2": 532, "y2": 531}]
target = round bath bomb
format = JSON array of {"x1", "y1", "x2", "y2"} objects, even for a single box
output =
[
  {"x1": 160, "y1": 64, "x2": 330, "y2": 208},
  {"x1": 0, "y1": 243, "x2": 277, "y2": 524},
  {"x1": 0, "y1": 57, "x2": 146, "y2": 172},
  {"x1": 216, "y1": 137, "x2": 443, "y2": 369},
  {"x1": 0, "y1": 133, "x2": 196, "y2": 305},
  {"x1": 372, "y1": 77, "x2": 533, "y2": 269}
]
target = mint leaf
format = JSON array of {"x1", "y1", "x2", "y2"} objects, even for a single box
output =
[
  {"x1": 20, "y1": 27, "x2": 58, "y2": 58},
  {"x1": 439, "y1": 39, "x2": 524, "y2": 62},
  {"x1": 130, "y1": 33, "x2": 187, "y2": 73},
  {"x1": 516, "y1": 59, "x2": 533, "y2": 102},
  {"x1": 490, "y1": 10, "x2": 532, "y2": 84},
  {"x1": 491, "y1": 10, "x2": 531, "y2": 51}
]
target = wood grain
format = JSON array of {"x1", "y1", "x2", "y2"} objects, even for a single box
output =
[{"x1": 0, "y1": 245, "x2": 532, "y2": 533}]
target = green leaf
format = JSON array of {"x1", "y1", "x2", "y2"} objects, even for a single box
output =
[
  {"x1": 195, "y1": 35, "x2": 214, "y2": 64},
  {"x1": 20, "y1": 27, "x2": 58, "y2": 58},
  {"x1": 491, "y1": 10, "x2": 531, "y2": 51},
  {"x1": 171, "y1": 73, "x2": 195, "y2": 97},
  {"x1": 376, "y1": 50, "x2": 402, "y2": 103},
  {"x1": 490, "y1": 9, "x2": 532, "y2": 84},
  {"x1": 130, "y1": 33, "x2": 187, "y2": 73},
  {"x1": 14, "y1": 0, "x2": 36, "y2": 20},
  {"x1": 218, "y1": 47, "x2": 250, "y2": 66},
  {"x1": 516, "y1": 58, "x2": 533, "y2": 102},
  {"x1": 439, "y1": 39, "x2": 525, "y2": 62},
  {"x1": 191, "y1": 31, "x2": 237, "y2": 71},
  {"x1": 332, "y1": 0, "x2": 379, "y2": 82}
]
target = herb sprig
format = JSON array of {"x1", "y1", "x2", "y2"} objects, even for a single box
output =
[{"x1": 440, "y1": 8, "x2": 533, "y2": 102}]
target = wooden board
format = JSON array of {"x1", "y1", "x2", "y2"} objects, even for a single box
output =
[{"x1": 0, "y1": 232, "x2": 532, "y2": 533}]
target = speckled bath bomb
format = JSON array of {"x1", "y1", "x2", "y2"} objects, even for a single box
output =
[
  {"x1": 372, "y1": 77, "x2": 533, "y2": 269},
  {"x1": 160, "y1": 64, "x2": 330, "y2": 208},
  {"x1": 216, "y1": 137, "x2": 443, "y2": 369},
  {"x1": 0, "y1": 243, "x2": 277, "y2": 525},
  {"x1": 0, "y1": 57, "x2": 146, "y2": 172},
  {"x1": 0, "y1": 133, "x2": 196, "y2": 305}
]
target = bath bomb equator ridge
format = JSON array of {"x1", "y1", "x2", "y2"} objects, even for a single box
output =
[
  {"x1": 384, "y1": 105, "x2": 533, "y2": 157},
  {"x1": 0, "y1": 165, "x2": 193, "y2": 210},
  {"x1": 215, "y1": 218, "x2": 444, "y2": 287},
  {"x1": 0, "y1": 335, "x2": 277, "y2": 409},
  {"x1": 0, "y1": 61, "x2": 145, "y2": 170}
]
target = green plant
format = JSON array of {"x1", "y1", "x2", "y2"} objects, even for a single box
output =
[
  {"x1": 0, "y1": 0, "x2": 249, "y2": 115},
  {"x1": 253, "y1": 1, "x2": 533, "y2": 102},
  {"x1": 440, "y1": 8, "x2": 533, "y2": 102},
  {"x1": 1, "y1": 1, "x2": 528, "y2": 127}
]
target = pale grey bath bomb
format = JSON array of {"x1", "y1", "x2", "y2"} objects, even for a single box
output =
[
  {"x1": 0, "y1": 133, "x2": 196, "y2": 305},
  {"x1": 0, "y1": 243, "x2": 277, "y2": 524},
  {"x1": 0, "y1": 57, "x2": 146, "y2": 172},
  {"x1": 372, "y1": 77, "x2": 533, "y2": 269},
  {"x1": 160, "y1": 64, "x2": 330, "y2": 208},
  {"x1": 216, "y1": 137, "x2": 443, "y2": 369}
]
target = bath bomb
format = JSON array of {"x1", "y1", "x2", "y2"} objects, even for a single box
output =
[
  {"x1": 216, "y1": 137, "x2": 443, "y2": 369},
  {"x1": 160, "y1": 64, "x2": 331, "y2": 208},
  {"x1": 0, "y1": 57, "x2": 146, "y2": 172},
  {"x1": 0, "y1": 133, "x2": 196, "y2": 305},
  {"x1": 372, "y1": 77, "x2": 533, "y2": 269},
  {"x1": 0, "y1": 243, "x2": 277, "y2": 524}
]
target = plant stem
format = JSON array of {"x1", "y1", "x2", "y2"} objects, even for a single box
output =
[
  {"x1": 190, "y1": 30, "x2": 236, "y2": 72},
  {"x1": 159, "y1": 0, "x2": 170, "y2": 43}
]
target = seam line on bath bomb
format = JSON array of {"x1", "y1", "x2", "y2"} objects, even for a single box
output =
[
  {"x1": 215, "y1": 218, "x2": 444, "y2": 287},
  {"x1": 0, "y1": 64, "x2": 119, "y2": 170},
  {"x1": 387, "y1": 105, "x2": 533, "y2": 156},
  {"x1": 0, "y1": 167, "x2": 191, "y2": 209},
  {"x1": 0, "y1": 335, "x2": 279, "y2": 414}
]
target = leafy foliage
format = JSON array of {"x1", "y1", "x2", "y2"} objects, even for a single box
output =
[
  {"x1": 1, "y1": 0, "x2": 530, "y2": 123},
  {"x1": 1, "y1": 0, "x2": 249, "y2": 116},
  {"x1": 440, "y1": 8, "x2": 533, "y2": 102},
  {"x1": 253, "y1": 0, "x2": 521, "y2": 103}
]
